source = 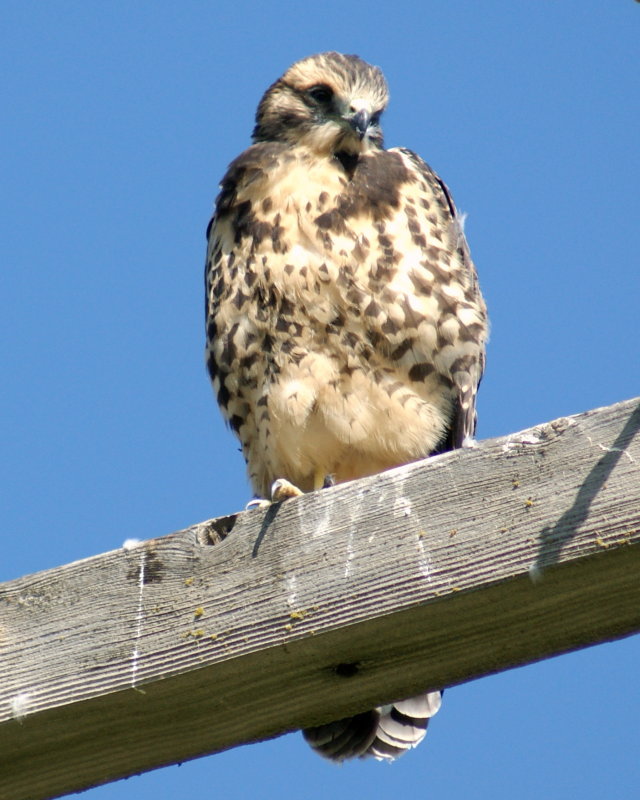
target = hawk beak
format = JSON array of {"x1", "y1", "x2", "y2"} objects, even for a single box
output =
[{"x1": 349, "y1": 108, "x2": 372, "y2": 139}]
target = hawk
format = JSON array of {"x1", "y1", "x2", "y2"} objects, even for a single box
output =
[{"x1": 205, "y1": 52, "x2": 487, "y2": 761}]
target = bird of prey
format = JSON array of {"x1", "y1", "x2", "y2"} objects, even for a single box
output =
[{"x1": 205, "y1": 51, "x2": 488, "y2": 761}]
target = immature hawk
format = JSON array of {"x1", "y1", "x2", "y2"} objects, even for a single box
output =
[{"x1": 205, "y1": 52, "x2": 487, "y2": 761}]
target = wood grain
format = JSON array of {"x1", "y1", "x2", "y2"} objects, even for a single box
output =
[{"x1": 1, "y1": 396, "x2": 639, "y2": 800}]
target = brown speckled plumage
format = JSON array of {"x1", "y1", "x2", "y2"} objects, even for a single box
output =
[{"x1": 205, "y1": 51, "x2": 487, "y2": 761}]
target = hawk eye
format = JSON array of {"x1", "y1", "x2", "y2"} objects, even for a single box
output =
[{"x1": 307, "y1": 84, "x2": 334, "y2": 105}]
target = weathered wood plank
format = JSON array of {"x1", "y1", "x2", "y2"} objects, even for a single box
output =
[{"x1": 1, "y1": 396, "x2": 639, "y2": 800}]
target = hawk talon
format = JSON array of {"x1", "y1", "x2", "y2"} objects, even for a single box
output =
[
  {"x1": 270, "y1": 478, "x2": 304, "y2": 503},
  {"x1": 245, "y1": 497, "x2": 271, "y2": 510},
  {"x1": 245, "y1": 479, "x2": 307, "y2": 509}
]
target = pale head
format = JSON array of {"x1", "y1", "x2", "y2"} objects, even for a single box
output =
[{"x1": 253, "y1": 52, "x2": 389, "y2": 155}]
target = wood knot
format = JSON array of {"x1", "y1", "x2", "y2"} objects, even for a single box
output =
[{"x1": 334, "y1": 662, "x2": 360, "y2": 678}]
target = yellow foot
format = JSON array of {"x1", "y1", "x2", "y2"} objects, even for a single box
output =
[
  {"x1": 271, "y1": 478, "x2": 304, "y2": 502},
  {"x1": 246, "y1": 474, "x2": 327, "y2": 510}
]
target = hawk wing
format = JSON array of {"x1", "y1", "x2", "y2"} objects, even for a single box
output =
[{"x1": 394, "y1": 148, "x2": 486, "y2": 452}]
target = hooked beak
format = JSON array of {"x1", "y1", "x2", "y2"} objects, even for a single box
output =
[{"x1": 348, "y1": 108, "x2": 372, "y2": 139}]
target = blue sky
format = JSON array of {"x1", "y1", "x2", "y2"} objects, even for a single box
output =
[{"x1": 2, "y1": 1, "x2": 639, "y2": 798}]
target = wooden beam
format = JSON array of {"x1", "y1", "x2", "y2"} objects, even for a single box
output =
[{"x1": 1, "y1": 396, "x2": 639, "y2": 800}]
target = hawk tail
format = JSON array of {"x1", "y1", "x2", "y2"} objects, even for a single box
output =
[{"x1": 302, "y1": 691, "x2": 442, "y2": 762}]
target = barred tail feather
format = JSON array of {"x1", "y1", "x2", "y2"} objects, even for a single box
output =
[{"x1": 303, "y1": 691, "x2": 442, "y2": 762}]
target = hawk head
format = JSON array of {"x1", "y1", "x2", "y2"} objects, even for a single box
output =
[{"x1": 253, "y1": 52, "x2": 389, "y2": 156}]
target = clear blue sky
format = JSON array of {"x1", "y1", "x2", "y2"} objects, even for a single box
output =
[{"x1": 2, "y1": 2, "x2": 639, "y2": 798}]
